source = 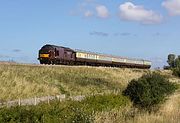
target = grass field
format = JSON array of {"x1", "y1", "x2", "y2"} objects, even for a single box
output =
[
  {"x1": 0, "y1": 63, "x2": 148, "y2": 100},
  {"x1": 0, "y1": 63, "x2": 179, "y2": 123}
]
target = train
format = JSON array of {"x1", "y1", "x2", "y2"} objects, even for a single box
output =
[{"x1": 38, "y1": 44, "x2": 151, "y2": 69}]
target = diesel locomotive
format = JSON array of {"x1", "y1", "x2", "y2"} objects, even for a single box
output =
[{"x1": 38, "y1": 44, "x2": 151, "y2": 69}]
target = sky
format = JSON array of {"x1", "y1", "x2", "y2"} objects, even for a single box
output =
[{"x1": 0, "y1": 0, "x2": 180, "y2": 68}]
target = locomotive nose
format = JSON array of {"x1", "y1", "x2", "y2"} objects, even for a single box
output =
[{"x1": 38, "y1": 48, "x2": 50, "y2": 59}]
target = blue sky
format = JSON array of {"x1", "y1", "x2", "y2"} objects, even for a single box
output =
[{"x1": 0, "y1": 0, "x2": 180, "y2": 68}]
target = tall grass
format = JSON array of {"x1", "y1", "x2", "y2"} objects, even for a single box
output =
[
  {"x1": 94, "y1": 93, "x2": 180, "y2": 123},
  {"x1": 0, "y1": 64, "x2": 146, "y2": 100},
  {"x1": 94, "y1": 79, "x2": 180, "y2": 123},
  {"x1": 0, "y1": 63, "x2": 179, "y2": 123}
]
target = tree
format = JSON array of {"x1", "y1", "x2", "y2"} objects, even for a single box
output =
[
  {"x1": 167, "y1": 54, "x2": 176, "y2": 68},
  {"x1": 167, "y1": 54, "x2": 180, "y2": 77},
  {"x1": 175, "y1": 56, "x2": 180, "y2": 68}
]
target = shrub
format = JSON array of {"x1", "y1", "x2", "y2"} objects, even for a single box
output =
[
  {"x1": 172, "y1": 67, "x2": 180, "y2": 77},
  {"x1": 123, "y1": 72, "x2": 177, "y2": 111},
  {"x1": 0, "y1": 94, "x2": 130, "y2": 122},
  {"x1": 81, "y1": 94, "x2": 130, "y2": 113}
]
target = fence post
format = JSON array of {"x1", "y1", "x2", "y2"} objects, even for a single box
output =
[
  {"x1": 6, "y1": 101, "x2": 8, "y2": 107},
  {"x1": 18, "y1": 98, "x2": 21, "y2": 106},
  {"x1": 48, "y1": 95, "x2": 49, "y2": 104},
  {"x1": 59, "y1": 96, "x2": 62, "y2": 102},
  {"x1": 57, "y1": 95, "x2": 60, "y2": 102},
  {"x1": 113, "y1": 90, "x2": 115, "y2": 94},
  {"x1": 34, "y1": 97, "x2": 37, "y2": 105}
]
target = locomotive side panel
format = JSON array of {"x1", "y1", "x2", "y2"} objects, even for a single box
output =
[
  {"x1": 60, "y1": 48, "x2": 76, "y2": 64},
  {"x1": 54, "y1": 47, "x2": 64, "y2": 59}
]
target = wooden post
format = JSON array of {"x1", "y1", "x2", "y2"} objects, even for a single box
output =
[
  {"x1": 48, "y1": 95, "x2": 49, "y2": 104},
  {"x1": 57, "y1": 95, "x2": 60, "y2": 102},
  {"x1": 18, "y1": 98, "x2": 21, "y2": 106},
  {"x1": 34, "y1": 97, "x2": 37, "y2": 105},
  {"x1": 6, "y1": 101, "x2": 8, "y2": 108}
]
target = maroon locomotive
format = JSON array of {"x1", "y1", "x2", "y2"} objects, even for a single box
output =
[{"x1": 38, "y1": 44, "x2": 151, "y2": 69}]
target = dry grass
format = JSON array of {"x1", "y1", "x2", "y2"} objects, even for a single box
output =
[
  {"x1": 94, "y1": 93, "x2": 180, "y2": 123},
  {"x1": 0, "y1": 63, "x2": 179, "y2": 122},
  {"x1": 94, "y1": 71, "x2": 180, "y2": 123},
  {"x1": 0, "y1": 64, "x2": 147, "y2": 100},
  {"x1": 127, "y1": 92, "x2": 180, "y2": 123}
]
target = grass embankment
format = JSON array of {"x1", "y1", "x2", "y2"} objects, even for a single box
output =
[
  {"x1": 0, "y1": 63, "x2": 179, "y2": 123},
  {"x1": 0, "y1": 63, "x2": 147, "y2": 100}
]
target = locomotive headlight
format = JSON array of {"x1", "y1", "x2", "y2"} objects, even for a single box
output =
[{"x1": 40, "y1": 54, "x2": 49, "y2": 58}]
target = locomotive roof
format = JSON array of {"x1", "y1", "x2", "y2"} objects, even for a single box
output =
[{"x1": 43, "y1": 44, "x2": 74, "y2": 51}]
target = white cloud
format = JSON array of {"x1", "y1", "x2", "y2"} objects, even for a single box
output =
[
  {"x1": 84, "y1": 10, "x2": 93, "y2": 17},
  {"x1": 96, "y1": 5, "x2": 109, "y2": 18},
  {"x1": 118, "y1": 2, "x2": 163, "y2": 24},
  {"x1": 162, "y1": 0, "x2": 180, "y2": 16}
]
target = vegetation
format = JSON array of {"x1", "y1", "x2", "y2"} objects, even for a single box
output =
[
  {"x1": 166, "y1": 54, "x2": 180, "y2": 77},
  {"x1": 0, "y1": 63, "x2": 179, "y2": 123},
  {"x1": 167, "y1": 54, "x2": 176, "y2": 68},
  {"x1": 0, "y1": 63, "x2": 146, "y2": 100},
  {"x1": 0, "y1": 94, "x2": 130, "y2": 123},
  {"x1": 123, "y1": 72, "x2": 177, "y2": 111},
  {"x1": 167, "y1": 54, "x2": 180, "y2": 68}
]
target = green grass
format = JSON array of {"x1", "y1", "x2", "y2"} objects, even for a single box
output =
[
  {"x1": 0, "y1": 63, "x2": 180, "y2": 123},
  {"x1": 0, "y1": 64, "x2": 146, "y2": 100},
  {"x1": 0, "y1": 94, "x2": 130, "y2": 123}
]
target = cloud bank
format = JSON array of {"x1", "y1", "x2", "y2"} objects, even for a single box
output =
[
  {"x1": 74, "y1": 1, "x2": 180, "y2": 24},
  {"x1": 162, "y1": 0, "x2": 180, "y2": 16},
  {"x1": 118, "y1": 2, "x2": 163, "y2": 24}
]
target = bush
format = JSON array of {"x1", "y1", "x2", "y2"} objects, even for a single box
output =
[
  {"x1": 123, "y1": 72, "x2": 177, "y2": 111},
  {"x1": 81, "y1": 94, "x2": 130, "y2": 113},
  {"x1": 172, "y1": 67, "x2": 180, "y2": 77}
]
